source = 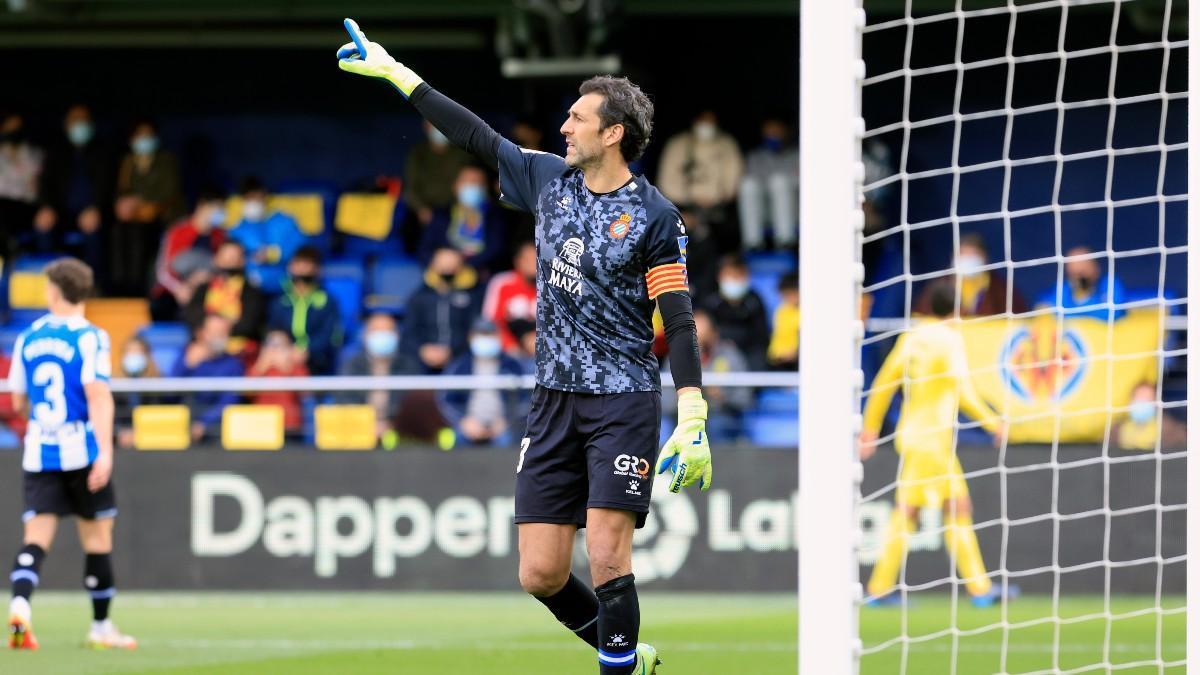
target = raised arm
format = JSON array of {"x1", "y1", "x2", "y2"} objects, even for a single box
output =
[{"x1": 337, "y1": 20, "x2": 501, "y2": 169}]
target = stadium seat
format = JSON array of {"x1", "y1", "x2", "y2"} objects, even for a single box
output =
[
  {"x1": 0, "y1": 323, "x2": 23, "y2": 355},
  {"x1": 750, "y1": 270, "x2": 783, "y2": 320},
  {"x1": 132, "y1": 405, "x2": 191, "y2": 451},
  {"x1": 225, "y1": 193, "x2": 326, "y2": 237},
  {"x1": 314, "y1": 405, "x2": 377, "y2": 450},
  {"x1": 86, "y1": 298, "x2": 151, "y2": 362},
  {"x1": 756, "y1": 388, "x2": 800, "y2": 415},
  {"x1": 221, "y1": 405, "x2": 285, "y2": 450},
  {"x1": 745, "y1": 411, "x2": 800, "y2": 447},
  {"x1": 8, "y1": 270, "x2": 47, "y2": 310},
  {"x1": 335, "y1": 193, "x2": 397, "y2": 241},
  {"x1": 745, "y1": 251, "x2": 797, "y2": 276},
  {"x1": 139, "y1": 322, "x2": 191, "y2": 375},
  {"x1": 366, "y1": 257, "x2": 422, "y2": 314},
  {"x1": 324, "y1": 278, "x2": 364, "y2": 344}
]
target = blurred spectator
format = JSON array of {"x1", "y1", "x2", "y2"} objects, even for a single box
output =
[
  {"x1": 657, "y1": 110, "x2": 744, "y2": 251},
  {"x1": 1112, "y1": 382, "x2": 1187, "y2": 451},
  {"x1": 916, "y1": 233, "x2": 1027, "y2": 318},
  {"x1": 112, "y1": 120, "x2": 183, "y2": 295},
  {"x1": 228, "y1": 176, "x2": 304, "y2": 293},
  {"x1": 114, "y1": 335, "x2": 162, "y2": 449},
  {"x1": 30, "y1": 105, "x2": 112, "y2": 274},
  {"x1": 512, "y1": 117, "x2": 545, "y2": 151},
  {"x1": 482, "y1": 240, "x2": 537, "y2": 353},
  {"x1": 701, "y1": 254, "x2": 770, "y2": 371},
  {"x1": 768, "y1": 272, "x2": 800, "y2": 371},
  {"x1": 664, "y1": 309, "x2": 752, "y2": 442},
  {"x1": 338, "y1": 312, "x2": 420, "y2": 446},
  {"x1": 0, "y1": 112, "x2": 44, "y2": 245},
  {"x1": 249, "y1": 329, "x2": 309, "y2": 434},
  {"x1": 150, "y1": 190, "x2": 227, "y2": 321},
  {"x1": 509, "y1": 318, "x2": 537, "y2": 373},
  {"x1": 0, "y1": 349, "x2": 28, "y2": 449},
  {"x1": 1035, "y1": 245, "x2": 1128, "y2": 320},
  {"x1": 419, "y1": 165, "x2": 506, "y2": 274},
  {"x1": 437, "y1": 319, "x2": 527, "y2": 447},
  {"x1": 184, "y1": 240, "x2": 268, "y2": 349},
  {"x1": 402, "y1": 247, "x2": 483, "y2": 374},
  {"x1": 402, "y1": 120, "x2": 473, "y2": 251},
  {"x1": 268, "y1": 246, "x2": 343, "y2": 376},
  {"x1": 172, "y1": 314, "x2": 244, "y2": 442},
  {"x1": 739, "y1": 117, "x2": 798, "y2": 251}
]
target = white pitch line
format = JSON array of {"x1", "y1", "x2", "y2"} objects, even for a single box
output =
[{"x1": 156, "y1": 638, "x2": 798, "y2": 653}]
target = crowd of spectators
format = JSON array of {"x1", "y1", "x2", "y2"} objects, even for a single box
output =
[{"x1": 0, "y1": 101, "x2": 1169, "y2": 450}]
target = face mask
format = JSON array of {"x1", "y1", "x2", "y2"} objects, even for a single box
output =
[
  {"x1": 428, "y1": 127, "x2": 448, "y2": 146},
  {"x1": 457, "y1": 184, "x2": 487, "y2": 209},
  {"x1": 470, "y1": 335, "x2": 502, "y2": 359},
  {"x1": 1072, "y1": 275, "x2": 1095, "y2": 293},
  {"x1": 440, "y1": 271, "x2": 458, "y2": 285},
  {"x1": 290, "y1": 273, "x2": 317, "y2": 286},
  {"x1": 217, "y1": 266, "x2": 244, "y2": 278},
  {"x1": 365, "y1": 330, "x2": 398, "y2": 358},
  {"x1": 720, "y1": 278, "x2": 750, "y2": 300},
  {"x1": 208, "y1": 207, "x2": 226, "y2": 228},
  {"x1": 131, "y1": 135, "x2": 158, "y2": 156},
  {"x1": 122, "y1": 352, "x2": 148, "y2": 376},
  {"x1": 241, "y1": 199, "x2": 266, "y2": 222},
  {"x1": 1128, "y1": 400, "x2": 1156, "y2": 425},
  {"x1": 67, "y1": 121, "x2": 94, "y2": 147},
  {"x1": 207, "y1": 337, "x2": 228, "y2": 354},
  {"x1": 694, "y1": 122, "x2": 717, "y2": 141},
  {"x1": 957, "y1": 253, "x2": 985, "y2": 277},
  {"x1": 763, "y1": 136, "x2": 783, "y2": 152}
]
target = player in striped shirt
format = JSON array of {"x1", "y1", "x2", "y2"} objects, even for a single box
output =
[
  {"x1": 7, "y1": 258, "x2": 136, "y2": 650},
  {"x1": 338, "y1": 20, "x2": 714, "y2": 675}
]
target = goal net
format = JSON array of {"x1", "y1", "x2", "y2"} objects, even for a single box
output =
[{"x1": 852, "y1": 1, "x2": 1188, "y2": 673}]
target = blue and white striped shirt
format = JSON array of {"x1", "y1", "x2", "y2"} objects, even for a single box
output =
[{"x1": 7, "y1": 314, "x2": 111, "y2": 472}]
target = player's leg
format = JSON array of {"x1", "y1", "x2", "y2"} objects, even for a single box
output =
[
  {"x1": 9, "y1": 514, "x2": 56, "y2": 650},
  {"x1": 518, "y1": 523, "x2": 600, "y2": 649},
  {"x1": 939, "y1": 458, "x2": 994, "y2": 600},
  {"x1": 70, "y1": 467, "x2": 135, "y2": 650},
  {"x1": 866, "y1": 453, "x2": 922, "y2": 601},
  {"x1": 514, "y1": 387, "x2": 598, "y2": 648},
  {"x1": 582, "y1": 391, "x2": 661, "y2": 674}
]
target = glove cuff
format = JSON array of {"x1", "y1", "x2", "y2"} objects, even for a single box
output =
[
  {"x1": 677, "y1": 390, "x2": 707, "y2": 424},
  {"x1": 384, "y1": 65, "x2": 425, "y2": 97}
]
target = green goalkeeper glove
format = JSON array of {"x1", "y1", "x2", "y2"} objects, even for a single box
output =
[
  {"x1": 337, "y1": 18, "x2": 425, "y2": 98},
  {"x1": 656, "y1": 390, "x2": 713, "y2": 493}
]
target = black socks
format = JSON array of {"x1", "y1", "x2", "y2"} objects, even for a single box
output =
[
  {"x1": 595, "y1": 574, "x2": 640, "y2": 674},
  {"x1": 84, "y1": 553, "x2": 115, "y2": 622}
]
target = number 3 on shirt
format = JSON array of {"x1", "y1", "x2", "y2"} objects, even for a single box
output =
[
  {"x1": 516, "y1": 437, "x2": 531, "y2": 473},
  {"x1": 32, "y1": 362, "x2": 67, "y2": 429}
]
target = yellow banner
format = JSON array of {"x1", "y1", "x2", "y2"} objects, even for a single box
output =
[{"x1": 960, "y1": 310, "x2": 1162, "y2": 443}]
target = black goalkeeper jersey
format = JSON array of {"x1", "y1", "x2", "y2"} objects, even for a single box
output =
[{"x1": 497, "y1": 139, "x2": 689, "y2": 394}]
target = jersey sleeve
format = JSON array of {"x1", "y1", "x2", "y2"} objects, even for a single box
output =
[
  {"x1": 643, "y1": 207, "x2": 689, "y2": 300},
  {"x1": 79, "y1": 329, "x2": 112, "y2": 385},
  {"x1": 862, "y1": 334, "x2": 906, "y2": 436},
  {"x1": 497, "y1": 138, "x2": 569, "y2": 213},
  {"x1": 6, "y1": 334, "x2": 25, "y2": 394}
]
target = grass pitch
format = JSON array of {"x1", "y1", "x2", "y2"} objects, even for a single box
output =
[{"x1": 0, "y1": 592, "x2": 1184, "y2": 673}]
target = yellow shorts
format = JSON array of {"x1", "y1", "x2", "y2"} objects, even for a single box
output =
[{"x1": 896, "y1": 452, "x2": 969, "y2": 509}]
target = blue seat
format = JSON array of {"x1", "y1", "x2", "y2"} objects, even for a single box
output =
[
  {"x1": 325, "y1": 277, "x2": 364, "y2": 344},
  {"x1": 757, "y1": 388, "x2": 799, "y2": 415},
  {"x1": 0, "y1": 323, "x2": 24, "y2": 355},
  {"x1": 366, "y1": 257, "x2": 423, "y2": 315},
  {"x1": 139, "y1": 322, "x2": 191, "y2": 375},
  {"x1": 745, "y1": 251, "x2": 797, "y2": 276},
  {"x1": 5, "y1": 310, "x2": 43, "y2": 328},
  {"x1": 745, "y1": 411, "x2": 800, "y2": 447},
  {"x1": 12, "y1": 255, "x2": 57, "y2": 273},
  {"x1": 750, "y1": 271, "x2": 783, "y2": 320}
]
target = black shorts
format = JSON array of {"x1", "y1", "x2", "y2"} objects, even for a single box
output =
[
  {"x1": 515, "y1": 386, "x2": 661, "y2": 529},
  {"x1": 23, "y1": 468, "x2": 117, "y2": 522}
]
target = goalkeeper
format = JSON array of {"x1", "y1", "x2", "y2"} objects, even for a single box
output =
[
  {"x1": 860, "y1": 283, "x2": 1011, "y2": 608},
  {"x1": 338, "y1": 20, "x2": 709, "y2": 674}
]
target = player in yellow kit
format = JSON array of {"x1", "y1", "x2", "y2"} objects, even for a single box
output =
[{"x1": 859, "y1": 284, "x2": 1013, "y2": 607}]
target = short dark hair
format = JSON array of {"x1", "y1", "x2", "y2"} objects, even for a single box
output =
[
  {"x1": 779, "y1": 271, "x2": 799, "y2": 292},
  {"x1": 196, "y1": 186, "x2": 226, "y2": 206},
  {"x1": 718, "y1": 254, "x2": 748, "y2": 273},
  {"x1": 578, "y1": 76, "x2": 654, "y2": 163},
  {"x1": 928, "y1": 282, "x2": 957, "y2": 318},
  {"x1": 239, "y1": 175, "x2": 266, "y2": 195},
  {"x1": 290, "y1": 245, "x2": 322, "y2": 266},
  {"x1": 44, "y1": 258, "x2": 94, "y2": 304}
]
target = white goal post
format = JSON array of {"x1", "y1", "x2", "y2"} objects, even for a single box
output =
[{"x1": 800, "y1": 0, "x2": 1193, "y2": 673}]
